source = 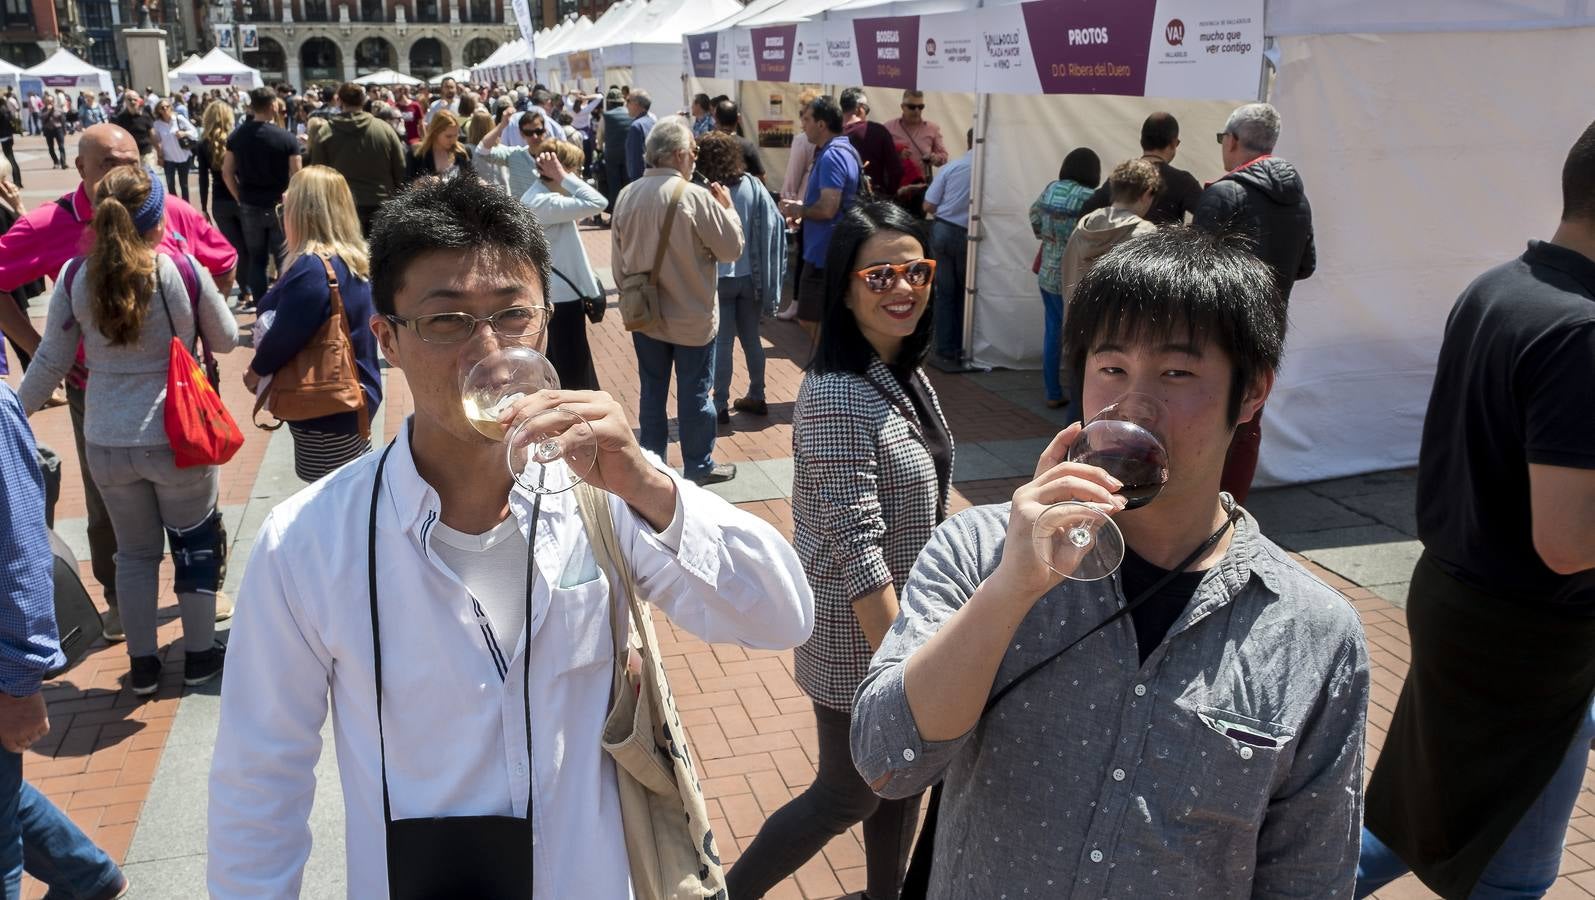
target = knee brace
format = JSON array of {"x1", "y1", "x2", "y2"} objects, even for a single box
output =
[{"x1": 167, "y1": 509, "x2": 227, "y2": 595}]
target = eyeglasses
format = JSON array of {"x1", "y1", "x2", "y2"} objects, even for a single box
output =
[
  {"x1": 689, "y1": 143, "x2": 700, "y2": 156},
  {"x1": 853, "y1": 259, "x2": 936, "y2": 293},
  {"x1": 385, "y1": 306, "x2": 551, "y2": 343},
  {"x1": 1215, "y1": 131, "x2": 1230, "y2": 144},
  {"x1": 902, "y1": 104, "x2": 925, "y2": 111}
]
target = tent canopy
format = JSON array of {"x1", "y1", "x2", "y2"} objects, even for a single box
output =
[
  {"x1": 537, "y1": 16, "x2": 594, "y2": 59},
  {"x1": 24, "y1": 49, "x2": 114, "y2": 94},
  {"x1": 0, "y1": 56, "x2": 42, "y2": 98},
  {"x1": 353, "y1": 68, "x2": 423, "y2": 86},
  {"x1": 170, "y1": 47, "x2": 263, "y2": 90},
  {"x1": 430, "y1": 68, "x2": 473, "y2": 85}
]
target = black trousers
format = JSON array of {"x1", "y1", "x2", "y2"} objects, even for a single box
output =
[
  {"x1": 42, "y1": 130, "x2": 65, "y2": 167},
  {"x1": 2, "y1": 138, "x2": 21, "y2": 187},
  {"x1": 544, "y1": 300, "x2": 599, "y2": 392},
  {"x1": 726, "y1": 701, "x2": 921, "y2": 900}
]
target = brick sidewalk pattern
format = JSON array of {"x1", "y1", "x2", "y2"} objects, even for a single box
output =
[{"x1": 4, "y1": 133, "x2": 1594, "y2": 898}]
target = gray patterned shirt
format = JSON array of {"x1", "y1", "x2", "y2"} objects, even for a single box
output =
[{"x1": 852, "y1": 502, "x2": 1369, "y2": 898}]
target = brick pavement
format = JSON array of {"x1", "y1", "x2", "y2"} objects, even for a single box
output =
[{"x1": 4, "y1": 131, "x2": 1595, "y2": 897}]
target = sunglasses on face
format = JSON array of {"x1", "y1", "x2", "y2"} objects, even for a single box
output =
[
  {"x1": 385, "y1": 306, "x2": 551, "y2": 343},
  {"x1": 902, "y1": 104, "x2": 925, "y2": 111},
  {"x1": 854, "y1": 259, "x2": 936, "y2": 293},
  {"x1": 522, "y1": 127, "x2": 545, "y2": 138}
]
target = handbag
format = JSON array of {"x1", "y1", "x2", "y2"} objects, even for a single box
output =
[
  {"x1": 551, "y1": 264, "x2": 607, "y2": 325},
  {"x1": 154, "y1": 275, "x2": 245, "y2": 468},
  {"x1": 251, "y1": 255, "x2": 369, "y2": 439},
  {"x1": 573, "y1": 484, "x2": 727, "y2": 900},
  {"x1": 619, "y1": 178, "x2": 688, "y2": 333}
]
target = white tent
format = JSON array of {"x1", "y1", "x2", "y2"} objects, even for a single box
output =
[
  {"x1": 430, "y1": 68, "x2": 473, "y2": 86},
  {"x1": 551, "y1": 0, "x2": 648, "y2": 85},
  {"x1": 353, "y1": 68, "x2": 423, "y2": 86},
  {"x1": 592, "y1": 0, "x2": 742, "y2": 99},
  {"x1": 0, "y1": 57, "x2": 43, "y2": 98},
  {"x1": 169, "y1": 47, "x2": 263, "y2": 91},
  {"x1": 24, "y1": 49, "x2": 114, "y2": 95},
  {"x1": 682, "y1": 0, "x2": 1595, "y2": 486}
]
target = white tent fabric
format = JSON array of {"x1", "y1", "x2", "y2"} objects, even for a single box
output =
[
  {"x1": 170, "y1": 48, "x2": 263, "y2": 91},
  {"x1": 537, "y1": 16, "x2": 593, "y2": 59},
  {"x1": 595, "y1": 0, "x2": 741, "y2": 98},
  {"x1": 353, "y1": 68, "x2": 423, "y2": 86},
  {"x1": 1266, "y1": 0, "x2": 1595, "y2": 34},
  {"x1": 0, "y1": 57, "x2": 43, "y2": 97},
  {"x1": 430, "y1": 68, "x2": 473, "y2": 85},
  {"x1": 552, "y1": 0, "x2": 648, "y2": 83},
  {"x1": 24, "y1": 49, "x2": 113, "y2": 95}
]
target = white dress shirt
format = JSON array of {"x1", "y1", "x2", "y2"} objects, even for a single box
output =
[{"x1": 207, "y1": 421, "x2": 814, "y2": 898}]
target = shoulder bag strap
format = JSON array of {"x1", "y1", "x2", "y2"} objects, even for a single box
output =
[
  {"x1": 648, "y1": 178, "x2": 690, "y2": 288},
  {"x1": 316, "y1": 254, "x2": 369, "y2": 440},
  {"x1": 548, "y1": 265, "x2": 590, "y2": 299},
  {"x1": 574, "y1": 484, "x2": 634, "y2": 704}
]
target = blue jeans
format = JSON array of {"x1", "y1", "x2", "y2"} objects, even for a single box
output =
[
  {"x1": 0, "y1": 749, "x2": 123, "y2": 900},
  {"x1": 238, "y1": 202, "x2": 285, "y2": 306},
  {"x1": 632, "y1": 332, "x2": 719, "y2": 478},
  {"x1": 713, "y1": 275, "x2": 765, "y2": 412},
  {"x1": 1041, "y1": 288, "x2": 1065, "y2": 402},
  {"x1": 930, "y1": 219, "x2": 968, "y2": 360},
  {"x1": 1356, "y1": 697, "x2": 1595, "y2": 898}
]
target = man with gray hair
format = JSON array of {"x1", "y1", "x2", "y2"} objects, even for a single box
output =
[
  {"x1": 624, "y1": 89, "x2": 657, "y2": 185},
  {"x1": 1194, "y1": 101, "x2": 1316, "y2": 503},
  {"x1": 612, "y1": 117, "x2": 745, "y2": 485}
]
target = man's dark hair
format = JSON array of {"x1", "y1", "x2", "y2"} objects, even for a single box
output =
[
  {"x1": 812, "y1": 201, "x2": 934, "y2": 374},
  {"x1": 1064, "y1": 227, "x2": 1285, "y2": 424},
  {"x1": 248, "y1": 87, "x2": 276, "y2": 112},
  {"x1": 1563, "y1": 118, "x2": 1595, "y2": 222},
  {"x1": 368, "y1": 177, "x2": 552, "y2": 317},
  {"x1": 713, "y1": 99, "x2": 739, "y2": 130},
  {"x1": 692, "y1": 92, "x2": 711, "y2": 113},
  {"x1": 337, "y1": 82, "x2": 365, "y2": 109},
  {"x1": 1140, "y1": 112, "x2": 1180, "y2": 152},
  {"x1": 1059, "y1": 147, "x2": 1101, "y2": 187},
  {"x1": 806, "y1": 95, "x2": 843, "y2": 135},
  {"x1": 839, "y1": 87, "x2": 866, "y2": 116}
]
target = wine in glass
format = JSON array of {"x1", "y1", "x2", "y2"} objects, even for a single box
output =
[
  {"x1": 1032, "y1": 393, "x2": 1172, "y2": 581},
  {"x1": 459, "y1": 347, "x2": 599, "y2": 495}
]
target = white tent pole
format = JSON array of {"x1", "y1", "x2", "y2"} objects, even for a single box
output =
[{"x1": 959, "y1": 90, "x2": 990, "y2": 370}]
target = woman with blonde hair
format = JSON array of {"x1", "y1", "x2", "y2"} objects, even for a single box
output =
[
  {"x1": 18, "y1": 165, "x2": 238, "y2": 696},
  {"x1": 518, "y1": 139, "x2": 606, "y2": 390},
  {"x1": 194, "y1": 101, "x2": 252, "y2": 310},
  {"x1": 153, "y1": 98, "x2": 198, "y2": 201},
  {"x1": 406, "y1": 108, "x2": 473, "y2": 182},
  {"x1": 244, "y1": 165, "x2": 382, "y2": 481}
]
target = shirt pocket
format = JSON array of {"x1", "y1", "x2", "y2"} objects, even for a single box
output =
[
  {"x1": 1167, "y1": 700, "x2": 1296, "y2": 830},
  {"x1": 549, "y1": 573, "x2": 616, "y2": 676}
]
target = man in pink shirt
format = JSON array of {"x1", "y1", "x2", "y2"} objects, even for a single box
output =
[
  {"x1": 0, "y1": 123, "x2": 237, "y2": 638},
  {"x1": 883, "y1": 90, "x2": 949, "y2": 178},
  {"x1": 393, "y1": 85, "x2": 424, "y2": 144}
]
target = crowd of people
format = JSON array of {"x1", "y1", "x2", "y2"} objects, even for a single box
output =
[{"x1": 0, "y1": 66, "x2": 1591, "y2": 900}]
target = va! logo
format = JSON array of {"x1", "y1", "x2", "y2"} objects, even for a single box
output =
[{"x1": 1166, "y1": 19, "x2": 1185, "y2": 45}]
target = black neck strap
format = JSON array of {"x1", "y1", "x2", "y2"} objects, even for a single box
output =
[
  {"x1": 985, "y1": 504, "x2": 1244, "y2": 716},
  {"x1": 367, "y1": 440, "x2": 539, "y2": 825}
]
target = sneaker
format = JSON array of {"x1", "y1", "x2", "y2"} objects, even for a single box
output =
[
  {"x1": 100, "y1": 606, "x2": 125, "y2": 643},
  {"x1": 183, "y1": 643, "x2": 226, "y2": 686},
  {"x1": 733, "y1": 397, "x2": 768, "y2": 416},
  {"x1": 129, "y1": 655, "x2": 161, "y2": 696},
  {"x1": 214, "y1": 591, "x2": 234, "y2": 622},
  {"x1": 689, "y1": 463, "x2": 737, "y2": 486},
  {"x1": 716, "y1": 407, "x2": 730, "y2": 425}
]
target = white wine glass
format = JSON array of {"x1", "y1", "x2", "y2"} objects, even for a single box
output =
[
  {"x1": 1032, "y1": 393, "x2": 1172, "y2": 581},
  {"x1": 460, "y1": 347, "x2": 599, "y2": 495}
]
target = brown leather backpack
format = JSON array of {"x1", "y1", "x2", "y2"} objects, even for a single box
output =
[{"x1": 251, "y1": 255, "x2": 369, "y2": 438}]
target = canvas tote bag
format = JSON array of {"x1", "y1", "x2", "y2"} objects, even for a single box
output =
[
  {"x1": 573, "y1": 483, "x2": 727, "y2": 900},
  {"x1": 619, "y1": 178, "x2": 690, "y2": 333}
]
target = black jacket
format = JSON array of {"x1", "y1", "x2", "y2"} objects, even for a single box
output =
[{"x1": 1192, "y1": 156, "x2": 1316, "y2": 301}]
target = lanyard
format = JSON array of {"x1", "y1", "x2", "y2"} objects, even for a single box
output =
[{"x1": 366, "y1": 440, "x2": 539, "y2": 825}]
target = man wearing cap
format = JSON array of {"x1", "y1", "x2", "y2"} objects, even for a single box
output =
[{"x1": 0, "y1": 123, "x2": 238, "y2": 639}]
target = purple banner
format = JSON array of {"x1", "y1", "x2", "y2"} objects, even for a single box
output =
[
  {"x1": 751, "y1": 25, "x2": 798, "y2": 82},
  {"x1": 198, "y1": 74, "x2": 234, "y2": 85},
  {"x1": 687, "y1": 32, "x2": 718, "y2": 80},
  {"x1": 41, "y1": 76, "x2": 81, "y2": 88},
  {"x1": 1022, "y1": 0, "x2": 1155, "y2": 96},
  {"x1": 852, "y1": 16, "x2": 920, "y2": 90}
]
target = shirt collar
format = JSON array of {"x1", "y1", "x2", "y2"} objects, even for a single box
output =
[
  {"x1": 642, "y1": 166, "x2": 684, "y2": 180},
  {"x1": 1525, "y1": 240, "x2": 1595, "y2": 297},
  {"x1": 70, "y1": 183, "x2": 92, "y2": 222}
]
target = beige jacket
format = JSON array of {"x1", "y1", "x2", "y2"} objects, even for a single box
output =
[
  {"x1": 612, "y1": 168, "x2": 744, "y2": 346},
  {"x1": 1059, "y1": 206, "x2": 1157, "y2": 302}
]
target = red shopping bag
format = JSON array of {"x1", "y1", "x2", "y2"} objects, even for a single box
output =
[{"x1": 164, "y1": 335, "x2": 243, "y2": 468}]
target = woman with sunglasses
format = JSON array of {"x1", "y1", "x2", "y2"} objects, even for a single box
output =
[
  {"x1": 243, "y1": 166, "x2": 381, "y2": 481},
  {"x1": 477, "y1": 107, "x2": 551, "y2": 200},
  {"x1": 728, "y1": 201, "x2": 950, "y2": 900},
  {"x1": 517, "y1": 139, "x2": 605, "y2": 391},
  {"x1": 406, "y1": 109, "x2": 474, "y2": 184}
]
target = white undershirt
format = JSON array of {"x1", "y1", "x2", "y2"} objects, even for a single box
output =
[{"x1": 429, "y1": 516, "x2": 528, "y2": 654}]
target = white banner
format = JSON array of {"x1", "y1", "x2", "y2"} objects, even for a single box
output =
[
  {"x1": 510, "y1": 0, "x2": 535, "y2": 45},
  {"x1": 822, "y1": 20, "x2": 860, "y2": 85},
  {"x1": 1142, "y1": 0, "x2": 1264, "y2": 98},
  {"x1": 213, "y1": 24, "x2": 236, "y2": 53},
  {"x1": 730, "y1": 28, "x2": 756, "y2": 80},
  {"x1": 916, "y1": 10, "x2": 979, "y2": 93},
  {"x1": 975, "y1": 4, "x2": 1041, "y2": 94}
]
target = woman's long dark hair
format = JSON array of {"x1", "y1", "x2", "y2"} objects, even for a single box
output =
[{"x1": 810, "y1": 201, "x2": 934, "y2": 375}]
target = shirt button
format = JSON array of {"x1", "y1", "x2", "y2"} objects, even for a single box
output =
[
  {"x1": 1239, "y1": 747, "x2": 1254, "y2": 761},
  {"x1": 1089, "y1": 850, "x2": 1104, "y2": 863},
  {"x1": 902, "y1": 748, "x2": 916, "y2": 762},
  {"x1": 1133, "y1": 684, "x2": 1147, "y2": 697},
  {"x1": 515, "y1": 763, "x2": 527, "y2": 776},
  {"x1": 1111, "y1": 768, "x2": 1126, "y2": 782}
]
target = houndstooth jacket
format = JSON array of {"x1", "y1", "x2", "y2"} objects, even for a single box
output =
[{"x1": 791, "y1": 356, "x2": 953, "y2": 712}]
